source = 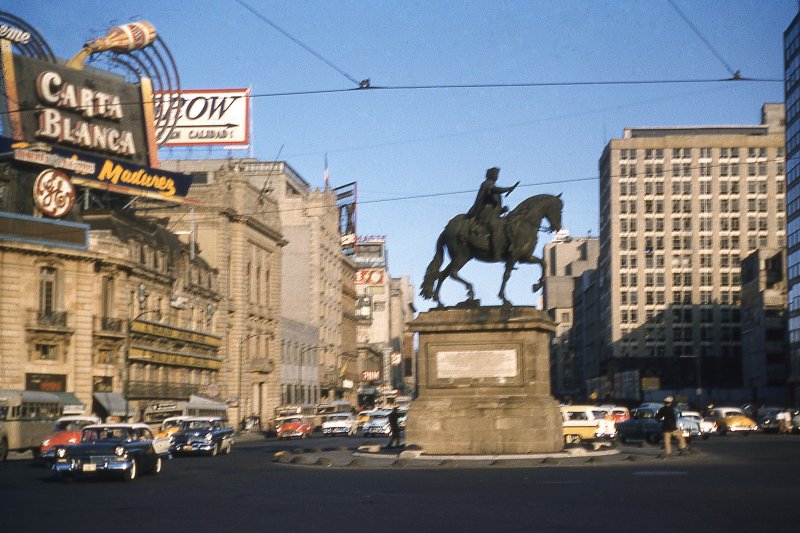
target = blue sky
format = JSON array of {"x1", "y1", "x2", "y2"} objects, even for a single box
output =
[{"x1": 6, "y1": 1, "x2": 796, "y2": 310}]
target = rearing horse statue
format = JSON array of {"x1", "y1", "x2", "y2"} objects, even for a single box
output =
[{"x1": 420, "y1": 193, "x2": 563, "y2": 307}]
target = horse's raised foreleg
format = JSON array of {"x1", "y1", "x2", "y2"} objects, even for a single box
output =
[
  {"x1": 524, "y1": 255, "x2": 546, "y2": 293},
  {"x1": 498, "y1": 259, "x2": 517, "y2": 306}
]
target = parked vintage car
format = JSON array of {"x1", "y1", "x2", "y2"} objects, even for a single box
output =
[
  {"x1": 616, "y1": 405, "x2": 700, "y2": 444},
  {"x1": 154, "y1": 415, "x2": 193, "y2": 440},
  {"x1": 52, "y1": 423, "x2": 170, "y2": 481},
  {"x1": 171, "y1": 417, "x2": 235, "y2": 456},
  {"x1": 40, "y1": 415, "x2": 102, "y2": 463},
  {"x1": 708, "y1": 407, "x2": 758, "y2": 435},
  {"x1": 357, "y1": 408, "x2": 390, "y2": 430},
  {"x1": 321, "y1": 413, "x2": 358, "y2": 436},
  {"x1": 757, "y1": 409, "x2": 788, "y2": 433},
  {"x1": 561, "y1": 405, "x2": 616, "y2": 444},
  {"x1": 362, "y1": 411, "x2": 393, "y2": 437},
  {"x1": 276, "y1": 416, "x2": 313, "y2": 439},
  {"x1": 678, "y1": 411, "x2": 712, "y2": 439},
  {"x1": 597, "y1": 405, "x2": 631, "y2": 424}
]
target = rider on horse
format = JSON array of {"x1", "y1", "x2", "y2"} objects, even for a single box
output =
[{"x1": 466, "y1": 167, "x2": 519, "y2": 258}]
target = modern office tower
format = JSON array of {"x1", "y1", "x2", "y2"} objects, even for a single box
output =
[
  {"x1": 596, "y1": 104, "x2": 786, "y2": 403},
  {"x1": 784, "y1": 12, "x2": 800, "y2": 405}
]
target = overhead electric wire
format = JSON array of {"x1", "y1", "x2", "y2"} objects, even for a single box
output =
[
  {"x1": 233, "y1": 0, "x2": 363, "y2": 87},
  {"x1": 0, "y1": 74, "x2": 780, "y2": 120},
  {"x1": 666, "y1": 0, "x2": 738, "y2": 78}
]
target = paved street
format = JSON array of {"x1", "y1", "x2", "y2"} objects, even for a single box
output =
[{"x1": 2, "y1": 432, "x2": 798, "y2": 533}]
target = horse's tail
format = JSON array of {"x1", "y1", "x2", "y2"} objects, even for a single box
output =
[{"x1": 420, "y1": 230, "x2": 447, "y2": 299}]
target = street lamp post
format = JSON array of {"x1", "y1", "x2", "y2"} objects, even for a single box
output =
[
  {"x1": 124, "y1": 308, "x2": 161, "y2": 421},
  {"x1": 680, "y1": 354, "x2": 702, "y2": 402},
  {"x1": 298, "y1": 344, "x2": 333, "y2": 403},
  {"x1": 238, "y1": 332, "x2": 274, "y2": 424}
]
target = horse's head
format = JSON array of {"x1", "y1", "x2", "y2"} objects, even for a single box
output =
[{"x1": 542, "y1": 193, "x2": 563, "y2": 233}]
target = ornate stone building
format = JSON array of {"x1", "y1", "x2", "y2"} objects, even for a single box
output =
[
  {"x1": 156, "y1": 160, "x2": 285, "y2": 425},
  {"x1": 0, "y1": 206, "x2": 223, "y2": 420}
]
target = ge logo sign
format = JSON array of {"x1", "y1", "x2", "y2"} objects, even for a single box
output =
[{"x1": 33, "y1": 168, "x2": 76, "y2": 218}]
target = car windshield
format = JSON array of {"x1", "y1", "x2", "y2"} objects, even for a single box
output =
[
  {"x1": 82, "y1": 427, "x2": 131, "y2": 442},
  {"x1": 283, "y1": 417, "x2": 303, "y2": 424},
  {"x1": 183, "y1": 421, "x2": 214, "y2": 430},
  {"x1": 723, "y1": 410, "x2": 745, "y2": 417},
  {"x1": 330, "y1": 414, "x2": 350, "y2": 421},
  {"x1": 54, "y1": 420, "x2": 93, "y2": 432}
]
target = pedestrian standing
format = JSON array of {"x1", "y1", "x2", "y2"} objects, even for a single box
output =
[
  {"x1": 656, "y1": 396, "x2": 688, "y2": 455},
  {"x1": 387, "y1": 406, "x2": 402, "y2": 448},
  {"x1": 777, "y1": 409, "x2": 791, "y2": 434}
]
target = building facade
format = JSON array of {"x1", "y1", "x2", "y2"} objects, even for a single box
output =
[
  {"x1": 158, "y1": 159, "x2": 285, "y2": 425},
  {"x1": 740, "y1": 248, "x2": 788, "y2": 404},
  {"x1": 0, "y1": 206, "x2": 224, "y2": 420},
  {"x1": 596, "y1": 103, "x2": 786, "y2": 404},
  {"x1": 784, "y1": 12, "x2": 800, "y2": 405},
  {"x1": 160, "y1": 158, "x2": 354, "y2": 413},
  {"x1": 541, "y1": 232, "x2": 598, "y2": 399}
]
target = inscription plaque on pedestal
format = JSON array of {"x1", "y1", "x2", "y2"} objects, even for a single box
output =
[{"x1": 436, "y1": 350, "x2": 517, "y2": 379}]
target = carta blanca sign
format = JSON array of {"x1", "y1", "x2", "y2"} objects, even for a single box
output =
[
  {"x1": 0, "y1": 51, "x2": 156, "y2": 167},
  {"x1": 0, "y1": 136, "x2": 194, "y2": 204},
  {"x1": 155, "y1": 88, "x2": 250, "y2": 147}
]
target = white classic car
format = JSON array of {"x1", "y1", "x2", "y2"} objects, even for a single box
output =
[{"x1": 321, "y1": 413, "x2": 358, "y2": 436}]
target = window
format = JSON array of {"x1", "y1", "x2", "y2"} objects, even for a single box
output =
[
  {"x1": 35, "y1": 344, "x2": 59, "y2": 361},
  {"x1": 39, "y1": 267, "x2": 58, "y2": 314}
]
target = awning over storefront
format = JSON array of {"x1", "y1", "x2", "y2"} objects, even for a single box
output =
[
  {"x1": 186, "y1": 394, "x2": 227, "y2": 411},
  {"x1": 93, "y1": 392, "x2": 134, "y2": 418},
  {"x1": 51, "y1": 392, "x2": 86, "y2": 415}
]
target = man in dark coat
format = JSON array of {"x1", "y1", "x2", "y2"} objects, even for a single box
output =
[
  {"x1": 656, "y1": 396, "x2": 687, "y2": 455},
  {"x1": 387, "y1": 406, "x2": 402, "y2": 448}
]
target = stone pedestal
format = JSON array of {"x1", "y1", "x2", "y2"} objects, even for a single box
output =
[{"x1": 406, "y1": 306, "x2": 562, "y2": 455}]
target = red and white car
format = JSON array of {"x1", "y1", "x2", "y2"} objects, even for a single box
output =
[
  {"x1": 276, "y1": 416, "x2": 313, "y2": 439},
  {"x1": 40, "y1": 415, "x2": 101, "y2": 463}
]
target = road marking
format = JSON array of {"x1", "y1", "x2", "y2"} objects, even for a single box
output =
[{"x1": 632, "y1": 471, "x2": 688, "y2": 476}]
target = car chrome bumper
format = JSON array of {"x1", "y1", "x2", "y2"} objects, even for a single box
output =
[
  {"x1": 175, "y1": 442, "x2": 215, "y2": 452},
  {"x1": 322, "y1": 427, "x2": 351, "y2": 434},
  {"x1": 53, "y1": 459, "x2": 133, "y2": 474}
]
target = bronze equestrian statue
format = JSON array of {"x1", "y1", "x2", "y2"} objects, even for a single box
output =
[{"x1": 420, "y1": 167, "x2": 563, "y2": 307}]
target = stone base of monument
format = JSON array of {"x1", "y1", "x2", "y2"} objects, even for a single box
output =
[{"x1": 406, "y1": 306, "x2": 563, "y2": 455}]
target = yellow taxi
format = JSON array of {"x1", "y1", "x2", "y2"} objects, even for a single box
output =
[{"x1": 561, "y1": 405, "x2": 617, "y2": 444}]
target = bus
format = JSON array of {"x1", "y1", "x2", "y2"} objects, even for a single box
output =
[
  {"x1": 142, "y1": 398, "x2": 229, "y2": 428},
  {"x1": 272, "y1": 404, "x2": 316, "y2": 431},
  {"x1": 315, "y1": 400, "x2": 354, "y2": 426},
  {"x1": 0, "y1": 390, "x2": 63, "y2": 461}
]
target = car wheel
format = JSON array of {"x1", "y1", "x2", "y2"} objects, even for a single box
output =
[
  {"x1": 702, "y1": 434, "x2": 710, "y2": 440},
  {"x1": 0, "y1": 438, "x2": 8, "y2": 462},
  {"x1": 210, "y1": 443, "x2": 219, "y2": 457},
  {"x1": 151, "y1": 456, "x2": 163, "y2": 475},
  {"x1": 123, "y1": 459, "x2": 137, "y2": 482},
  {"x1": 646, "y1": 433, "x2": 660, "y2": 445},
  {"x1": 619, "y1": 436, "x2": 627, "y2": 444}
]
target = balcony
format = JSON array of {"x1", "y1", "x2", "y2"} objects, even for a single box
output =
[
  {"x1": 128, "y1": 380, "x2": 204, "y2": 400},
  {"x1": 248, "y1": 356, "x2": 275, "y2": 374},
  {"x1": 26, "y1": 309, "x2": 72, "y2": 334},
  {"x1": 93, "y1": 316, "x2": 125, "y2": 339}
]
